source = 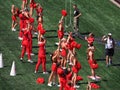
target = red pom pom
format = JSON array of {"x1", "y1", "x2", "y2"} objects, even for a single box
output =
[
  {"x1": 36, "y1": 77, "x2": 45, "y2": 84},
  {"x1": 90, "y1": 83, "x2": 100, "y2": 89},
  {"x1": 71, "y1": 41, "x2": 77, "y2": 48},
  {"x1": 91, "y1": 64, "x2": 98, "y2": 69},
  {"x1": 77, "y1": 76, "x2": 83, "y2": 81},
  {"x1": 77, "y1": 62, "x2": 82, "y2": 70},
  {"x1": 61, "y1": 10, "x2": 67, "y2": 17},
  {"x1": 76, "y1": 44, "x2": 82, "y2": 49}
]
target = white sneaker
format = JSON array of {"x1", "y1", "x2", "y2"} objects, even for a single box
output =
[
  {"x1": 43, "y1": 72, "x2": 48, "y2": 74},
  {"x1": 20, "y1": 58, "x2": 23, "y2": 61},
  {"x1": 30, "y1": 53, "x2": 35, "y2": 56},
  {"x1": 69, "y1": 62, "x2": 73, "y2": 66},
  {"x1": 48, "y1": 83, "x2": 52, "y2": 87},
  {"x1": 18, "y1": 37, "x2": 23, "y2": 40},
  {"x1": 55, "y1": 42, "x2": 59, "y2": 45},
  {"x1": 28, "y1": 60, "x2": 33, "y2": 63},
  {"x1": 74, "y1": 85, "x2": 80, "y2": 88},
  {"x1": 62, "y1": 67, "x2": 66, "y2": 69},
  {"x1": 91, "y1": 76, "x2": 96, "y2": 80},
  {"x1": 13, "y1": 28, "x2": 16, "y2": 31},
  {"x1": 57, "y1": 84, "x2": 61, "y2": 87},
  {"x1": 34, "y1": 70, "x2": 37, "y2": 73},
  {"x1": 34, "y1": 32, "x2": 38, "y2": 35}
]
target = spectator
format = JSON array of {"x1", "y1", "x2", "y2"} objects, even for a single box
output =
[
  {"x1": 73, "y1": 4, "x2": 81, "y2": 32},
  {"x1": 102, "y1": 33, "x2": 115, "y2": 67}
]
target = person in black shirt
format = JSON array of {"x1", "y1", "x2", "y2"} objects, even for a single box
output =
[{"x1": 73, "y1": 4, "x2": 81, "y2": 32}]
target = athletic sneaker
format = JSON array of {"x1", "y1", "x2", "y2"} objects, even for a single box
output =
[
  {"x1": 48, "y1": 83, "x2": 52, "y2": 87},
  {"x1": 30, "y1": 53, "x2": 35, "y2": 56},
  {"x1": 57, "y1": 84, "x2": 61, "y2": 87},
  {"x1": 34, "y1": 70, "x2": 37, "y2": 73},
  {"x1": 28, "y1": 60, "x2": 33, "y2": 63},
  {"x1": 55, "y1": 42, "x2": 59, "y2": 46},
  {"x1": 74, "y1": 85, "x2": 80, "y2": 88},
  {"x1": 43, "y1": 72, "x2": 48, "y2": 74},
  {"x1": 18, "y1": 37, "x2": 23, "y2": 40}
]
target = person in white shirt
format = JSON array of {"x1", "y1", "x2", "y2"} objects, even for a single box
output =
[{"x1": 102, "y1": 33, "x2": 115, "y2": 67}]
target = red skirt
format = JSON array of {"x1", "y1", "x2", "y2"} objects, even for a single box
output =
[
  {"x1": 12, "y1": 15, "x2": 17, "y2": 21},
  {"x1": 72, "y1": 66, "x2": 78, "y2": 73},
  {"x1": 51, "y1": 63, "x2": 57, "y2": 72}
]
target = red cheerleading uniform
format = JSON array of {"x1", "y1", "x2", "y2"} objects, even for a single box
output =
[
  {"x1": 28, "y1": 25, "x2": 33, "y2": 54},
  {"x1": 66, "y1": 71, "x2": 72, "y2": 81},
  {"x1": 19, "y1": 13, "x2": 28, "y2": 38},
  {"x1": 72, "y1": 61, "x2": 82, "y2": 74},
  {"x1": 87, "y1": 36, "x2": 94, "y2": 45},
  {"x1": 57, "y1": 67, "x2": 66, "y2": 90},
  {"x1": 30, "y1": 0, "x2": 37, "y2": 8},
  {"x1": 35, "y1": 41, "x2": 46, "y2": 72},
  {"x1": 57, "y1": 23, "x2": 64, "y2": 39},
  {"x1": 61, "y1": 48, "x2": 67, "y2": 57},
  {"x1": 21, "y1": 30, "x2": 31, "y2": 60},
  {"x1": 12, "y1": 15, "x2": 17, "y2": 21},
  {"x1": 51, "y1": 63, "x2": 57, "y2": 72},
  {"x1": 37, "y1": 23, "x2": 46, "y2": 35},
  {"x1": 36, "y1": 7, "x2": 43, "y2": 16}
]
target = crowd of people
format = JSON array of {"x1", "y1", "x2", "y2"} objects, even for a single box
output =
[{"x1": 11, "y1": 0, "x2": 115, "y2": 90}]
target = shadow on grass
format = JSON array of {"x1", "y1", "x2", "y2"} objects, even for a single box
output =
[
  {"x1": 96, "y1": 59, "x2": 105, "y2": 62},
  {"x1": 45, "y1": 36, "x2": 58, "y2": 38},
  {"x1": 112, "y1": 63, "x2": 120, "y2": 67},
  {"x1": 46, "y1": 30, "x2": 56, "y2": 32}
]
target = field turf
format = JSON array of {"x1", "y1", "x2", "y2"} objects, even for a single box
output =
[{"x1": 0, "y1": 0, "x2": 120, "y2": 90}]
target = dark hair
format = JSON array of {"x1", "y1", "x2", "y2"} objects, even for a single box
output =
[{"x1": 73, "y1": 4, "x2": 77, "y2": 7}]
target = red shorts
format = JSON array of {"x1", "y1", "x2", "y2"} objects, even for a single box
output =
[
  {"x1": 30, "y1": 3, "x2": 37, "y2": 8},
  {"x1": 40, "y1": 29, "x2": 46, "y2": 35},
  {"x1": 12, "y1": 15, "x2": 17, "y2": 21},
  {"x1": 51, "y1": 63, "x2": 57, "y2": 72},
  {"x1": 61, "y1": 48, "x2": 67, "y2": 57},
  {"x1": 58, "y1": 30, "x2": 64, "y2": 39}
]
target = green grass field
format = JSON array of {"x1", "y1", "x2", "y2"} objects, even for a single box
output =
[{"x1": 0, "y1": 0, "x2": 120, "y2": 90}]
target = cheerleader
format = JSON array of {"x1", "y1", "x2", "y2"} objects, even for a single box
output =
[
  {"x1": 20, "y1": 22, "x2": 33, "y2": 63},
  {"x1": 60, "y1": 38, "x2": 68, "y2": 69},
  {"x1": 71, "y1": 56, "x2": 82, "y2": 88},
  {"x1": 48, "y1": 49, "x2": 60, "y2": 87},
  {"x1": 28, "y1": 17, "x2": 35, "y2": 55},
  {"x1": 11, "y1": 5, "x2": 18, "y2": 31},
  {"x1": 18, "y1": 9, "x2": 30, "y2": 40},
  {"x1": 37, "y1": 17, "x2": 45, "y2": 41},
  {"x1": 57, "y1": 20, "x2": 64, "y2": 42},
  {"x1": 35, "y1": 37, "x2": 48, "y2": 74},
  {"x1": 29, "y1": 0, "x2": 37, "y2": 16},
  {"x1": 85, "y1": 33, "x2": 95, "y2": 47},
  {"x1": 87, "y1": 45, "x2": 99, "y2": 80},
  {"x1": 57, "y1": 66, "x2": 67, "y2": 90},
  {"x1": 36, "y1": 3, "x2": 43, "y2": 18}
]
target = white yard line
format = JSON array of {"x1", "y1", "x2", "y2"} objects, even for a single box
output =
[{"x1": 110, "y1": 0, "x2": 120, "y2": 8}]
